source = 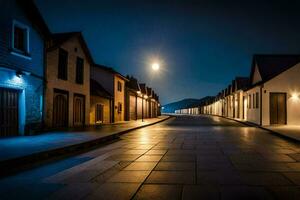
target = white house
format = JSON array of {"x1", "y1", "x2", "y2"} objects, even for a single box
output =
[{"x1": 246, "y1": 54, "x2": 300, "y2": 126}]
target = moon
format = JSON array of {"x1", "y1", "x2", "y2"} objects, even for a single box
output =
[{"x1": 152, "y1": 63, "x2": 160, "y2": 71}]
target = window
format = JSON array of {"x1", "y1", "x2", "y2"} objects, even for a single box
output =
[
  {"x1": 117, "y1": 81, "x2": 122, "y2": 92},
  {"x1": 76, "y1": 57, "x2": 84, "y2": 84},
  {"x1": 58, "y1": 48, "x2": 68, "y2": 80},
  {"x1": 118, "y1": 102, "x2": 122, "y2": 113},
  {"x1": 248, "y1": 95, "x2": 251, "y2": 109},
  {"x1": 256, "y1": 92, "x2": 259, "y2": 108},
  {"x1": 12, "y1": 20, "x2": 29, "y2": 54},
  {"x1": 253, "y1": 94, "x2": 255, "y2": 109},
  {"x1": 96, "y1": 104, "x2": 104, "y2": 123}
]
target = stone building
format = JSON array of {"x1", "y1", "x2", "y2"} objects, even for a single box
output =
[
  {"x1": 90, "y1": 79, "x2": 112, "y2": 124},
  {"x1": 44, "y1": 32, "x2": 93, "y2": 128},
  {"x1": 125, "y1": 76, "x2": 141, "y2": 121},
  {"x1": 91, "y1": 64, "x2": 128, "y2": 123},
  {"x1": 0, "y1": 0, "x2": 50, "y2": 136}
]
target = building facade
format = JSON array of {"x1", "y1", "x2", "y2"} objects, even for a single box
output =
[
  {"x1": 44, "y1": 32, "x2": 92, "y2": 128},
  {"x1": 89, "y1": 79, "x2": 112, "y2": 124},
  {"x1": 175, "y1": 54, "x2": 300, "y2": 127},
  {"x1": 125, "y1": 76, "x2": 160, "y2": 121},
  {"x1": 0, "y1": 0, "x2": 50, "y2": 136},
  {"x1": 125, "y1": 76, "x2": 140, "y2": 121},
  {"x1": 91, "y1": 64, "x2": 128, "y2": 123}
]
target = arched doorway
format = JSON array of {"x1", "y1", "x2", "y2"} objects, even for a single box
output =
[
  {"x1": 73, "y1": 94, "x2": 85, "y2": 126},
  {"x1": 53, "y1": 92, "x2": 68, "y2": 128}
]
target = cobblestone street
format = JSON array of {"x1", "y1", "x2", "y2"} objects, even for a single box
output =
[{"x1": 1, "y1": 115, "x2": 300, "y2": 199}]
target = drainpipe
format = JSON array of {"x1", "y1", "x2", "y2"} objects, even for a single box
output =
[
  {"x1": 42, "y1": 40, "x2": 47, "y2": 131},
  {"x1": 260, "y1": 85, "x2": 263, "y2": 126},
  {"x1": 142, "y1": 96, "x2": 144, "y2": 122}
]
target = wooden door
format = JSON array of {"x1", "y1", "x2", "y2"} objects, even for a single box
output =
[
  {"x1": 270, "y1": 93, "x2": 286, "y2": 125},
  {"x1": 53, "y1": 92, "x2": 68, "y2": 128},
  {"x1": 74, "y1": 95, "x2": 85, "y2": 126},
  {"x1": 0, "y1": 88, "x2": 19, "y2": 136},
  {"x1": 129, "y1": 95, "x2": 136, "y2": 120},
  {"x1": 95, "y1": 104, "x2": 104, "y2": 123},
  {"x1": 243, "y1": 96, "x2": 245, "y2": 119},
  {"x1": 137, "y1": 97, "x2": 142, "y2": 119}
]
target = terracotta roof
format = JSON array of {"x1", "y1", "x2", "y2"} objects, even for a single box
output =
[
  {"x1": 250, "y1": 54, "x2": 300, "y2": 85},
  {"x1": 90, "y1": 79, "x2": 112, "y2": 98},
  {"x1": 47, "y1": 32, "x2": 94, "y2": 64},
  {"x1": 17, "y1": 0, "x2": 51, "y2": 38}
]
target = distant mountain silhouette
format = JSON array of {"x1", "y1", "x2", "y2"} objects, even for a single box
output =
[{"x1": 162, "y1": 96, "x2": 213, "y2": 113}]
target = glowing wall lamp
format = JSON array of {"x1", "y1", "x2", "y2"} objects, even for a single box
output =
[
  {"x1": 16, "y1": 70, "x2": 31, "y2": 77},
  {"x1": 291, "y1": 93, "x2": 300, "y2": 101}
]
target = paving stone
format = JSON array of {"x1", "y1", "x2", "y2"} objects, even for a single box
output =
[
  {"x1": 287, "y1": 162, "x2": 300, "y2": 171},
  {"x1": 288, "y1": 153, "x2": 300, "y2": 161},
  {"x1": 84, "y1": 183, "x2": 140, "y2": 200},
  {"x1": 145, "y1": 150, "x2": 167, "y2": 155},
  {"x1": 105, "y1": 154, "x2": 141, "y2": 161},
  {"x1": 166, "y1": 149, "x2": 197, "y2": 155},
  {"x1": 283, "y1": 172, "x2": 300, "y2": 185},
  {"x1": 197, "y1": 155, "x2": 229, "y2": 162},
  {"x1": 161, "y1": 155, "x2": 196, "y2": 162},
  {"x1": 155, "y1": 162, "x2": 195, "y2": 171},
  {"x1": 146, "y1": 171, "x2": 195, "y2": 184},
  {"x1": 124, "y1": 162, "x2": 157, "y2": 171},
  {"x1": 267, "y1": 186, "x2": 300, "y2": 200},
  {"x1": 267, "y1": 148, "x2": 297, "y2": 154},
  {"x1": 261, "y1": 153, "x2": 296, "y2": 162},
  {"x1": 133, "y1": 184, "x2": 182, "y2": 200},
  {"x1": 136, "y1": 155, "x2": 163, "y2": 162},
  {"x1": 239, "y1": 172, "x2": 293, "y2": 186},
  {"x1": 220, "y1": 186, "x2": 273, "y2": 200},
  {"x1": 6, "y1": 115, "x2": 300, "y2": 199},
  {"x1": 133, "y1": 145, "x2": 154, "y2": 150},
  {"x1": 44, "y1": 160, "x2": 118, "y2": 184},
  {"x1": 107, "y1": 170, "x2": 151, "y2": 183},
  {"x1": 197, "y1": 170, "x2": 242, "y2": 185},
  {"x1": 198, "y1": 161, "x2": 234, "y2": 170},
  {"x1": 124, "y1": 150, "x2": 148, "y2": 154},
  {"x1": 182, "y1": 185, "x2": 219, "y2": 200},
  {"x1": 47, "y1": 183, "x2": 99, "y2": 200},
  {"x1": 229, "y1": 154, "x2": 265, "y2": 164}
]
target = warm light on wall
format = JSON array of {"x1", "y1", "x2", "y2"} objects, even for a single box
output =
[{"x1": 291, "y1": 93, "x2": 300, "y2": 101}]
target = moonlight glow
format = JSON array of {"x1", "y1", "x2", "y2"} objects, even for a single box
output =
[{"x1": 152, "y1": 63, "x2": 160, "y2": 71}]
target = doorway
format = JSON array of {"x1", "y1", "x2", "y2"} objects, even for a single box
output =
[
  {"x1": 73, "y1": 94, "x2": 85, "y2": 126},
  {"x1": 270, "y1": 93, "x2": 286, "y2": 125},
  {"x1": 53, "y1": 90, "x2": 68, "y2": 128},
  {"x1": 0, "y1": 88, "x2": 19, "y2": 136},
  {"x1": 95, "y1": 104, "x2": 104, "y2": 123}
]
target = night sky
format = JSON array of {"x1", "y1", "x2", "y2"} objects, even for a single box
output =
[{"x1": 36, "y1": 0, "x2": 300, "y2": 104}]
